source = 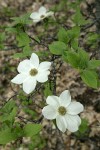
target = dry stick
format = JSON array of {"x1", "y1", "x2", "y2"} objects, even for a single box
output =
[
  {"x1": 22, "y1": 25, "x2": 49, "y2": 49},
  {"x1": 28, "y1": 34, "x2": 49, "y2": 49},
  {"x1": 18, "y1": 115, "x2": 43, "y2": 124},
  {"x1": 0, "y1": 93, "x2": 18, "y2": 109},
  {"x1": 82, "y1": 18, "x2": 99, "y2": 31},
  {"x1": 51, "y1": 55, "x2": 57, "y2": 95}
]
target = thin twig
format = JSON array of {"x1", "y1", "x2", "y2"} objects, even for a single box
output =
[
  {"x1": 81, "y1": 19, "x2": 99, "y2": 30},
  {"x1": 18, "y1": 115, "x2": 43, "y2": 124},
  {"x1": 51, "y1": 55, "x2": 57, "y2": 95},
  {"x1": 0, "y1": 93, "x2": 18, "y2": 109}
]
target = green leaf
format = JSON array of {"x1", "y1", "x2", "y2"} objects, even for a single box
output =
[
  {"x1": 66, "y1": 51, "x2": 80, "y2": 68},
  {"x1": 1, "y1": 100, "x2": 16, "y2": 113},
  {"x1": 68, "y1": 0, "x2": 81, "y2": 9},
  {"x1": 72, "y1": 8, "x2": 88, "y2": 25},
  {"x1": 71, "y1": 39, "x2": 79, "y2": 49},
  {"x1": 78, "y1": 49, "x2": 89, "y2": 69},
  {"x1": 16, "y1": 32, "x2": 30, "y2": 47},
  {"x1": 80, "y1": 70, "x2": 98, "y2": 88},
  {"x1": 49, "y1": 41, "x2": 66, "y2": 55},
  {"x1": 57, "y1": 28, "x2": 69, "y2": 44},
  {"x1": 0, "y1": 101, "x2": 17, "y2": 123},
  {"x1": 0, "y1": 107, "x2": 17, "y2": 122},
  {"x1": 78, "y1": 49, "x2": 89, "y2": 61},
  {"x1": 13, "y1": 46, "x2": 32, "y2": 58},
  {"x1": 0, "y1": 33, "x2": 5, "y2": 50},
  {"x1": 23, "y1": 45, "x2": 32, "y2": 56},
  {"x1": 30, "y1": 134, "x2": 46, "y2": 149},
  {"x1": 87, "y1": 33, "x2": 99, "y2": 45},
  {"x1": 13, "y1": 52, "x2": 25, "y2": 58},
  {"x1": 23, "y1": 124, "x2": 42, "y2": 137},
  {"x1": 75, "y1": 118, "x2": 89, "y2": 137},
  {"x1": 44, "y1": 82, "x2": 52, "y2": 97},
  {"x1": 67, "y1": 26, "x2": 80, "y2": 39},
  {"x1": 11, "y1": 13, "x2": 32, "y2": 25},
  {"x1": 79, "y1": 119, "x2": 89, "y2": 134},
  {"x1": 5, "y1": 27, "x2": 18, "y2": 34},
  {"x1": 98, "y1": 80, "x2": 100, "y2": 87},
  {"x1": 64, "y1": 49, "x2": 89, "y2": 70},
  {"x1": 88, "y1": 59, "x2": 100, "y2": 69},
  {"x1": 62, "y1": 51, "x2": 68, "y2": 62},
  {"x1": 0, "y1": 128, "x2": 18, "y2": 144}
]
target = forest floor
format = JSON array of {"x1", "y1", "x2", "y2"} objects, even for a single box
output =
[{"x1": 0, "y1": 0, "x2": 100, "y2": 150}]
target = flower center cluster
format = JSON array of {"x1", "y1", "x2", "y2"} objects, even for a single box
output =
[
  {"x1": 58, "y1": 106, "x2": 66, "y2": 116},
  {"x1": 40, "y1": 15, "x2": 45, "y2": 18},
  {"x1": 30, "y1": 68, "x2": 38, "y2": 76}
]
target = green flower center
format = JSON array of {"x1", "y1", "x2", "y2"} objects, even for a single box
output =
[
  {"x1": 58, "y1": 106, "x2": 66, "y2": 116},
  {"x1": 40, "y1": 15, "x2": 45, "y2": 18},
  {"x1": 30, "y1": 69, "x2": 38, "y2": 76}
]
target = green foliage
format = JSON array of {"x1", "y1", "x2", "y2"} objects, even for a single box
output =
[
  {"x1": 67, "y1": 26, "x2": 80, "y2": 40},
  {"x1": 0, "y1": 100, "x2": 17, "y2": 123},
  {"x1": 57, "y1": 26, "x2": 80, "y2": 48},
  {"x1": 52, "y1": 24, "x2": 100, "y2": 89},
  {"x1": 0, "y1": 100, "x2": 42, "y2": 145},
  {"x1": 35, "y1": 51, "x2": 50, "y2": 58},
  {"x1": 17, "y1": 92, "x2": 37, "y2": 119},
  {"x1": 0, "y1": 100, "x2": 16, "y2": 113},
  {"x1": 6, "y1": 13, "x2": 32, "y2": 58},
  {"x1": 0, "y1": 107, "x2": 17, "y2": 123},
  {"x1": 66, "y1": 51, "x2": 80, "y2": 68},
  {"x1": 13, "y1": 46, "x2": 32, "y2": 58},
  {"x1": 1, "y1": 0, "x2": 100, "y2": 147},
  {"x1": 57, "y1": 28, "x2": 69, "y2": 44},
  {"x1": 65, "y1": 49, "x2": 89, "y2": 70},
  {"x1": 29, "y1": 135, "x2": 46, "y2": 150},
  {"x1": 88, "y1": 59, "x2": 100, "y2": 69},
  {"x1": 72, "y1": 8, "x2": 88, "y2": 25},
  {"x1": 0, "y1": 33, "x2": 5, "y2": 50},
  {"x1": 78, "y1": 48, "x2": 89, "y2": 69},
  {"x1": 63, "y1": 48, "x2": 100, "y2": 88},
  {"x1": 87, "y1": 33, "x2": 99, "y2": 43},
  {"x1": 80, "y1": 70, "x2": 98, "y2": 88},
  {"x1": 23, "y1": 123, "x2": 42, "y2": 137},
  {"x1": 49, "y1": 41, "x2": 67, "y2": 55},
  {"x1": 16, "y1": 32, "x2": 30, "y2": 47},
  {"x1": 51, "y1": 0, "x2": 67, "y2": 12},
  {"x1": 0, "y1": 7, "x2": 16, "y2": 17},
  {"x1": 43, "y1": 82, "x2": 52, "y2": 97},
  {"x1": 0, "y1": 121, "x2": 42, "y2": 145},
  {"x1": 6, "y1": 27, "x2": 18, "y2": 34},
  {"x1": 11, "y1": 13, "x2": 32, "y2": 25},
  {"x1": 0, "y1": 128, "x2": 19, "y2": 144},
  {"x1": 6, "y1": 25, "x2": 32, "y2": 58},
  {"x1": 0, "y1": 101, "x2": 22, "y2": 144},
  {"x1": 75, "y1": 118, "x2": 89, "y2": 137},
  {"x1": 87, "y1": 33, "x2": 99, "y2": 48}
]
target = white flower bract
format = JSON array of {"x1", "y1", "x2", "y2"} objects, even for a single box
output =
[
  {"x1": 30, "y1": 6, "x2": 54, "y2": 23},
  {"x1": 42, "y1": 90, "x2": 84, "y2": 133},
  {"x1": 11, "y1": 53, "x2": 51, "y2": 94}
]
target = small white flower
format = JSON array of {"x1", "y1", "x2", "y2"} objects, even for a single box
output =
[
  {"x1": 30, "y1": 6, "x2": 54, "y2": 23},
  {"x1": 42, "y1": 90, "x2": 84, "y2": 133},
  {"x1": 11, "y1": 53, "x2": 51, "y2": 94}
]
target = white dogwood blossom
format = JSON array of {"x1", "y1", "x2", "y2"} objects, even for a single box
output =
[
  {"x1": 42, "y1": 90, "x2": 84, "y2": 133},
  {"x1": 11, "y1": 53, "x2": 51, "y2": 94},
  {"x1": 30, "y1": 6, "x2": 54, "y2": 23}
]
